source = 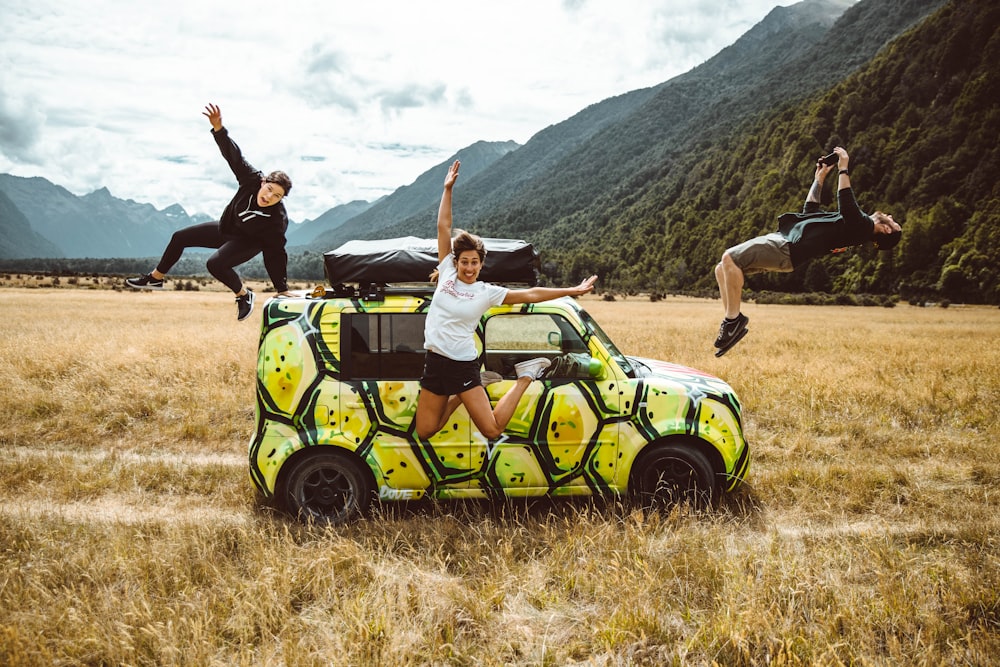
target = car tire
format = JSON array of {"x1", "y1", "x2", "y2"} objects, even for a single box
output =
[
  {"x1": 632, "y1": 442, "x2": 717, "y2": 509},
  {"x1": 282, "y1": 450, "x2": 373, "y2": 525}
]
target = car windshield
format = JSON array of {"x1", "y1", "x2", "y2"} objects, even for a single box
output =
[{"x1": 578, "y1": 308, "x2": 635, "y2": 377}]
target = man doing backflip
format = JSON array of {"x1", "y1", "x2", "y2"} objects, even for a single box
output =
[{"x1": 713, "y1": 147, "x2": 902, "y2": 356}]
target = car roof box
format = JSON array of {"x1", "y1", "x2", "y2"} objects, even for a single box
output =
[{"x1": 324, "y1": 236, "x2": 540, "y2": 286}]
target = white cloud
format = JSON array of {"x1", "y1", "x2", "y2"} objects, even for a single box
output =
[
  {"x1": 0, "y1": 81, "x2": 45, "y2": 163},
  {"x1": 0, "y1": 0, "x2": 811, "y2": 222}
]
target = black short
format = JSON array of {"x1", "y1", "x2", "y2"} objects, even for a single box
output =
[{"x1": 420, "y1": 351, "x2": 481, "y2": 396}]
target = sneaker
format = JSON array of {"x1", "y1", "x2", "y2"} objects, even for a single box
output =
[
  {"x1": 481, "y1": 371, "x2": 503, "y2": 386},
  {"x1": 714, "y1": 313, "x2": 749, "y2": 349},
  {"x1": 236, "y1": 289, "x2": 255, "y2": 321},
  {"x1": 714, "y1": 327, "x2": 749, "y2": 357},
  {"x1": 125, "y1": 273, "x2": 163, "y2": 290},
  {"x1": 514, "y1": 357, "x2": 552, "y2": 380}
]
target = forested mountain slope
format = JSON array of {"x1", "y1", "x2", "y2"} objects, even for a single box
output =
[
  {"x1": 373, "y1": 0, "x2": 988, "y2": 301},
  {"x1": 548, "y1": 0, "x2": 998, "y2": 303}
]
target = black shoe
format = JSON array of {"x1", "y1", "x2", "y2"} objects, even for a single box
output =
[
  {"x1": 126, "y1": 273, "x2": 164, "y2": 290},
  {"x1": 714, "y1": 313, "x2": 749, "y2": 349},
  {"x1": 714, "y1": 327, "x2": 749, "y2": 357},
  {"x1": 236, "y1": 289, "x2": 255, "y2": 321}
]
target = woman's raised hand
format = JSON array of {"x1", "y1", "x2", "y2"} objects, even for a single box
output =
[{"x1": 443, "y1": 160, "x2": 460, "y2": 189}]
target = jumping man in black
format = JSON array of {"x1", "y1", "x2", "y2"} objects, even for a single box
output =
[{"x1": 126, "y1": 103, "x2": 293, "y2": 321}]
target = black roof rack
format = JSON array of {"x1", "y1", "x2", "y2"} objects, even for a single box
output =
[{"x1": 316, "y1": 283, "x2": 436, "y2": 301}]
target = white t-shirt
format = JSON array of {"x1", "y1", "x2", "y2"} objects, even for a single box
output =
[{"x1": 424, "y1": 258, "x2": 508, "y2": 361}]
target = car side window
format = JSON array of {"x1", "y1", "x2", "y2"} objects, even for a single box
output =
[
  {"x1": 485, "y1": 313, "x2": 593, "y2": 379},
  {"x1": 343, "y1": 313, "x2": 426, "y2": 379}
]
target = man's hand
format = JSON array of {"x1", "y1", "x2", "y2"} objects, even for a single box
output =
[
  {"x1": 202, "y1": 103, "x2": 223, "y2": 132},
  {"x1": 833, "y1": 146, "x2": 849, "y2": 171},
  {"x1": 813, "y1": 160, "x2": 835, "y2": 182},
  {"x1": 815, "y1": 146, "x2": 848, "y2": 181}
]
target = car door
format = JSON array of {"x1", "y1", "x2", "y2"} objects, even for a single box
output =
[{"x1": 479, "y1": 309, "x2": 620, "y2": 496}]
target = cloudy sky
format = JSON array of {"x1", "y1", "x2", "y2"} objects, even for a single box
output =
[{"x1": 2, "y1": 0, "x2": 801, "y2": 222}]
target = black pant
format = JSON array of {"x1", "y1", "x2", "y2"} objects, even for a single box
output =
[{"x1": 155, "y1": 221, "x2": 262, "y2": 294}]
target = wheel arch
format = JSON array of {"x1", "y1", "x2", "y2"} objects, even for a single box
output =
[
  {"x1": 627, "y1": 434, "x2": 726, "y2": 496},
  {"x1": 273, "y1": 444, "x2": 377, "y2": 512}
]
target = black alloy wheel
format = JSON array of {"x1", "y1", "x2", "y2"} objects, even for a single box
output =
[
  {"x1": 633, "y1": 442, "x2": 717, "y2": 509},
  {"x1": 282, "y1": 450, "x2": 373, "y2": 524}
]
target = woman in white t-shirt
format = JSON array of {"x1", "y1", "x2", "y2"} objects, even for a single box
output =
[{"x1": 414, "y1": 160, "x2": 597, "y2": 441}]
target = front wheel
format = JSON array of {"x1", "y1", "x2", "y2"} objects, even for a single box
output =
[
  {"x1": 632, "y1": 442, "x2": 717, "y2": 509},
  {"x1": 281, "y1": 450, "x2": 373, "y2": 525}
]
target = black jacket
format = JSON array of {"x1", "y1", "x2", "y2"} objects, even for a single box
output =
[
  {"x1": 777, "y1": 187, "x2": 874, "y2": 268},
  {"x1": 212, "y1": 127, "x2": 289, "y2": 292}
]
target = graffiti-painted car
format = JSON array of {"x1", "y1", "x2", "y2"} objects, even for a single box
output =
[{"x1": 250, "y1": 286, "x2": 749, "y2": 523}]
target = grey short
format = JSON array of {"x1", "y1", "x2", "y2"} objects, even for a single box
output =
[{"x1": 724, "y1": 232, "x2": 793, "y2": 275}]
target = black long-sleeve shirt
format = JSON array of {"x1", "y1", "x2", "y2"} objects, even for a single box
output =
[
  {"x1": 777, "y1": 187, "x2": 874, "y2": 268},
  {"x1": 212, "y1": 127, "x2": 289, "y2": 292}
]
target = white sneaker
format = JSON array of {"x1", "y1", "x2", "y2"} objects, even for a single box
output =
[
  {"x1": 481, "y1": 371, "x2": 503, "y2": 386},
  {"x1": 514, "y1": 357, "x2": 551, "y2": 380}
]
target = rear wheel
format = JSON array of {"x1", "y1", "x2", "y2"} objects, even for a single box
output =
[
  {"x1": 281, "y1": 450, "x2": 373, "y2": 525},
  {"x1": 632, "y1": 442, "x2": 717, "y2": 509}
]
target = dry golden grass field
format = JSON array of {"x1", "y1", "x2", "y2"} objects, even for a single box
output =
[{"x1": 1, "y1": 280, "x2": 998, "y2": 666}]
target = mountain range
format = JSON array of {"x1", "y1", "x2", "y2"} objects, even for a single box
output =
[
  {"x1": 0, "y1": 139, "x2": 520, "y2": 260},
  {"x1": 371, "y1": 0, "x2": 943, "y2": 245},
  {"x1": 4, "y1": 0, "x2": 994, "y2": 304},
  {"x1": 0, "y1": 0, "x2": 890, "y2": 261}
]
